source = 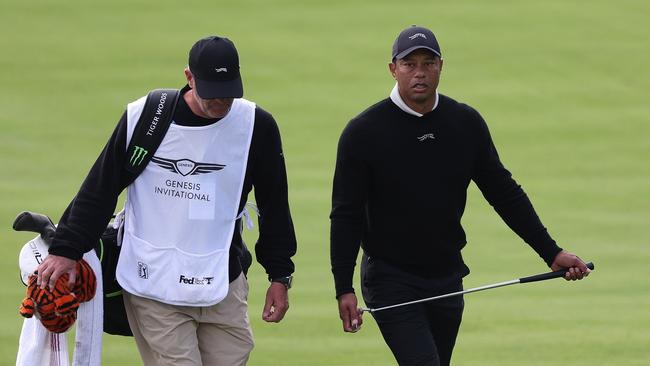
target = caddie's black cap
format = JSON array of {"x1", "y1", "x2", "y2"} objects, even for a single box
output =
[
  {"x1": 391, "y1": 25, "x2": 441, "y2": 61},
  {"x1": 188, "y1": 36, "x2": 243, "y2": 99}
]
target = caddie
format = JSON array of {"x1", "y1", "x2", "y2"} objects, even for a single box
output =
[{"x1": 37, "y1": 35, "x2": 297, "y2": 366}]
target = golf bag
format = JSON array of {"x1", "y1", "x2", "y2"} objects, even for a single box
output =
[{"x1": 14, "y1": 210, "x2": 125, "y2": 335}]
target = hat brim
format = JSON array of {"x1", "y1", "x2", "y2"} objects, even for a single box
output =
[
  {"x1": 194, "y1": 76, "x2": 243, "y2": 99},
  {"x1": 394, "y1": 46, "x2": 441, "y2": 60}
]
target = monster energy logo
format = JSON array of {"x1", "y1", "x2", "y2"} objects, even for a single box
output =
[{"x1": 130, "y1": 146, "x2": 148, "y2": 167}]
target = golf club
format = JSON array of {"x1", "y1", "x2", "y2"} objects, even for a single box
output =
[{"x1": 359, "y1": 262, "x2": 594, "y2": 313}]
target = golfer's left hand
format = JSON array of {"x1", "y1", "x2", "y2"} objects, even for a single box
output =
[
  {"x1": 551, "y1": 250, "x2": 590, "y2": 281},
  {"x1": 262, "y1": 282, "x2": 289, "y2": 322}
]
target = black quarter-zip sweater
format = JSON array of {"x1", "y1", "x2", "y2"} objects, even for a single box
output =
[
  {"x1": 330, "y1": 94, "x2": 561, "y2": 297},
  {"x1": 49, "y1": 86, "x2": 297, "y2": 282}
]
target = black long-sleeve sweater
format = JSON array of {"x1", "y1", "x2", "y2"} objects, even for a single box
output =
[
  {"x1": 50, "y1": 86, "x2": 297, "y2": 282},
  {"x1": 330, "y1": 94, "x2": 561, "y2": 297}
]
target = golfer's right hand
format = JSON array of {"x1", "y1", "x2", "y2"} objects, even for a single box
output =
[
  {"x1": 338, "y1": 292, "x2": 363, "y2": 333},
  {"x1": 551, "y1": 250, "x2": 590, "y2": 281},
  {"x1": 36, "y1": 254, "x2": 77, "y2": 290}
]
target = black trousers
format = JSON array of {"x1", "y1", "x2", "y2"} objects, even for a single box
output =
[{"x1": 361, "y1": 254, "x2": 464, "y2": 366}]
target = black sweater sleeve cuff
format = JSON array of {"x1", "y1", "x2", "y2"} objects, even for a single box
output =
[
  {"x1": 333, "y1": 265, "x2": 356, "y2": 298},
  {"x1": 532, "y1": 240, "x2": 563, "y2": 267},
  {"x1": 48, "y1": 244, "x2": 84, "y2": 261}
]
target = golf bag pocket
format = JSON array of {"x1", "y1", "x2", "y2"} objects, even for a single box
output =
[{"x1": 95, "y1": 221, "x2": 133, "y2": 336}]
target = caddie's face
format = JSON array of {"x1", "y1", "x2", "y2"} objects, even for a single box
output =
[
  {"x1": 185, "y1": 69, "x2": 234, "y2": 119},
  {"x1": 193, "y1": 93, "x2": 234, "y2": 119},
  {"x1": 389, "y1": 49, "x2": 442, "y2": 109}
]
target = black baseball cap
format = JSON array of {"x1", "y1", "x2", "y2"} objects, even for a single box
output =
[
  {"x1": 188, "y1": 36, "x2": 243, "y2": 99},
  {"x1": 391, "y1": 25, "x2": 441, "y2": 61}
]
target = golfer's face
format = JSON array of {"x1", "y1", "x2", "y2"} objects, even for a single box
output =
[{"x1": 391, "y1": 49, "x2": 442, "y2": 106}]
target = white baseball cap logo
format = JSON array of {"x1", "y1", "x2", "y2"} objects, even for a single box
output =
[
  {"x1": 408, "y1": 33, "x2": 427, "y2": 40},
  {"x1": 215, "y1": 67, "x2": 228, "y2": 72}
]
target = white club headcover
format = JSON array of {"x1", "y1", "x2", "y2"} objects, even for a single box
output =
[{"x1": 19, "y1": 235, "x2": 50, "y2": 286}]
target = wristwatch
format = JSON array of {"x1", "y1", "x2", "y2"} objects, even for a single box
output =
[{"x1": 270, "y1": 275, "x2": 293, "y2": 289}]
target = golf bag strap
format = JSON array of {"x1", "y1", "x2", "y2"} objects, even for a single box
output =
[{"x1": 124, "y1": 89, "x2": 179, "y2": 175}]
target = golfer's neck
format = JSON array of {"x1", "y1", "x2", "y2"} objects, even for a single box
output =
[{"x1": 406, "y1": 100, "x2": 434, "y2": 114}]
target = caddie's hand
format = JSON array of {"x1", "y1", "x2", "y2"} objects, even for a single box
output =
[
  {"x1": 551, "y1": 250, "x2": 590, "y2": 281},
  {"x1": 337, "y1": 292, "x2": 363, "y2": 333},
  {"x1": 262, "y1": 282, "x2": 289, "y2": 323},
  {"x1": 36, "y1": 254, "x2": 77, "y2": 290}
]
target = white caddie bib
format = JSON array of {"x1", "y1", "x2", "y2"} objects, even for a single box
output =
[{"x1": 116, "y1": 96, "x2": 255, "y2": 306}]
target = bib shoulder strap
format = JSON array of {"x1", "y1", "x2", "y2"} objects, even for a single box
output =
[{"x1": 124, "y1": 89, "x2": 179, "y2": 175}]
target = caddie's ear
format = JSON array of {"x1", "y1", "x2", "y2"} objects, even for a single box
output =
[{"x1": 184, "y1": 68, "x2": 195, "y2": 88}]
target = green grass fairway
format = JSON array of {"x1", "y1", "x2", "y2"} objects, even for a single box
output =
[{"x1": 2, "y1": 0, "x2": 649, "y2": 365}]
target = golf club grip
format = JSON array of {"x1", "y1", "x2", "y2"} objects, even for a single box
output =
[{"x1": 519, "y1": 262, "x2": 594, "y2": 284}]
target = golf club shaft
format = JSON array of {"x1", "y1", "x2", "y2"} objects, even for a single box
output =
[
  {"x1": 360, "y1": 262, "x2": 594, "y2": 313},
  {"x1": 360, "y1": 279, "x2": 519, "y2": 313}
]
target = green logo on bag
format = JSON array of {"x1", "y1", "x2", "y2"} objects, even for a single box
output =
[{"x1": 130, "y1": 146, "x2": 148, "y2": 167}]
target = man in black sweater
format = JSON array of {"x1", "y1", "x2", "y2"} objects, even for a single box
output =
[
  {"x1": 330, "y1": 25, "x2": 589, "y2": 366},
  {"x1": 37, "y1": 36, "x2": 296, "y2": 365}
]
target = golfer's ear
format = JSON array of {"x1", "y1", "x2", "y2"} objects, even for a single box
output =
[{"x1": 389, "y1": 62, "x2": 397, "y2": 79}]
